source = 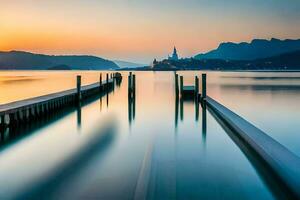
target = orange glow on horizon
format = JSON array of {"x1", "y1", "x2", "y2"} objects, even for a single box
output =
[{"x1": 1, "y1": 0, "x2": 300, "y2": 62}]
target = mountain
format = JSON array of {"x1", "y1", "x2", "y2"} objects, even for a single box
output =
[
  {"x1": 113, "y1": 60, "x2": 145, "y2": 68},
  {"x1": 47, "y1": 65, "x2": 72, "y2": 70},
  {"x1": 0, "y1": 51, "x2": 119, "y2": 70},
  {"x1": 251, "y1": 50, "x2": 300, "y2": 69},
  {"x1": 152, "y1": 50, "x2": 300, "y2": 71},
  {"x1": 195, "y1": 38, "x2": 300, "y2": 60}
]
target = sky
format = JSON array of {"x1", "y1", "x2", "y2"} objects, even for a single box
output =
[{"x1": 1, "y1": 0, "x2": 300, "y2": 63}]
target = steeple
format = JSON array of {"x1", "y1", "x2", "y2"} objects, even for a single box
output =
[
  {"x1": 173, "y1": 47, "x2": 177, "y2": 55},
  {"x1": 171, "y1": 46, "x2": 179, "y2": 61}
]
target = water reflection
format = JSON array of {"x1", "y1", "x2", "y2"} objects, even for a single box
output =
[
  {"x1": 219, "y1": 84, "x2": 300, "y2": 92},
  {"x1": 201, "y1": 102, "x2": 207, "y2": 143},
  {"x1": 0, "y1": 91, "x2": 112, "y2": 152},
  {"x1": 208, "y1": 106, "x2": 294, "y2": 199},
  {"x1": 175, "y1": 95, "x2": 179, "y2": 128},
  {"x1": 128, "y1": 90, "x2": 136, "y2": 126},
  {"x1": 221, "y1": 76, "x2": 300, "y2": 80},
  {"x1": 175, "y1": 97, "x2": 199, "y2": 124},
  {"x1": 17, "y1": 119, "x2": 117, "y2": 200},
  {"x1": 77, "y1": 103, "x2": 82, "y2": 129}
]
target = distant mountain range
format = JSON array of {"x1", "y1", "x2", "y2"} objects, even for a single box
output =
[
  {"x1": 152, "y1": 50, "x2": 300, "y2": 71},
  {"x1": 195, "y1": 38, "x2": 300, "y2": 60},
  {"x1": 0, "y1": 51, "x2": 119, "y2": 70},
  {"x1": 113, "y1": 60, "x2": 145, "y2": 68}
]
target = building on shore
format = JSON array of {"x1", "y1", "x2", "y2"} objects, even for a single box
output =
[{"x1": 168, "y1": 47, "x2": 179, "y2": 61}]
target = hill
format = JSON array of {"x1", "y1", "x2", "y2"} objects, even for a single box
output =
[
  {"x1": 195, "y1": 38, "x2": 300, "y2": 60},
  {"x1": 152, "y1": 50, "x2": 300, "y2": 71},
  {"x1": 113, "y1": 60, "x2": 145, "y2": 68},
  {"x1": 0, "y1": 51, "x2": 119, "y2": 70}
]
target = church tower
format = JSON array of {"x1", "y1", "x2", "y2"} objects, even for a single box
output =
[{"x1": 169, "y1": 46, "x2": 179, "y2": 61}]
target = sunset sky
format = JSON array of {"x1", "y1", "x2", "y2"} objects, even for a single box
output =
[{"x1": 1, "y1": 0, "x2": 300, "y2": 63}]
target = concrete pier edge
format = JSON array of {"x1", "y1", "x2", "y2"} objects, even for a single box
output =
[{"x1": 206, "y1": 96, "x2": 300, "y2": 198}]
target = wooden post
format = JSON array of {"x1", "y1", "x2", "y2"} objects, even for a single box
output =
[
  {"x1": 175, "y1": 73, "x2": 179, "y2": 96},
  {"x1": 195, "y1": 76, "x2": 199, "y2": 95},
  {"x1": 180, "y1": 76, "x2": 183, "y2": 96},
  {"x1": 128, "y1": 75, "x2": 132, "y2": 97},
  {"x1": 106, "y1": 73, "x2": 109, "y2": 91},
  {"x1": 0, "y1": 115, "x2": 4, "y2": 129},
  {"x1": 132, "y1": 74, "x2": 136, "y2": 96},
  {"x1": 77, "y1": 75, "x2": 81, "y2": 102},
  {"x1": 202, "y1": 73, "x2": 206, "y2": 100},
  {"x1": 100, "y1": 73, "x2": 102, "y2": 89}
]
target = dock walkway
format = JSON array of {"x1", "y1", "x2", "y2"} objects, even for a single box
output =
[
  {"x1": 206, "y1": 96, "x2": 300, "y2": 198},
  {"x1": 0, "y1": 77, "x2": 116, "y2": 127}
]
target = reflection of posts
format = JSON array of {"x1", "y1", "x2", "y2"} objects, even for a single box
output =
[
  {"x1": 106, "y1": 92, "x2": 109, "y2": 108},
  {"x1": 128, "y1": 95, "x2": 132, "y2": 125},
  {"x1": 180, "y1": 97, "x2": 184, "y2": 121},
  {"x1": 99, "y1": 95, "x2": 102, "y2": 111},
  {"x1": 128, "y1": 92, "x2": 136, "y2": 125},
  {"x1": 175, "y1": 95, "x2": 179, "y2": 127},
  {"x1": 133, "y1": 90, "x2": 136, "y2": 120},
  {"x1": 195, "y1": 98, "x2": 199, "y2": 121},
  {"x1": 202, "y1": 102, "x2": 207, "y2": 141},
  {"x1": 180, "y1": 76, "x2": 183, "y2": 96},
  {"x1": 77, "y1": 103, "x2": 81, "y2": 129}
]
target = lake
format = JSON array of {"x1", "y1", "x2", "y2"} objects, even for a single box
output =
[{"x1": 0, "y1": 70, "x2": 299, "y2": 199}]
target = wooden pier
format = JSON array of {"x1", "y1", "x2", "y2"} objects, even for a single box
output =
[
  {"x1": 0, "y1": 73, "x2": 122, "y2": 128},
  {"x1": 194, "y1": 73, "x2": 300, "y2": 199}
]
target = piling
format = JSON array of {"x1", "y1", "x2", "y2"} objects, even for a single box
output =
[
  {"x1": 77, "y1": 75, "x2": 81, "y2": 102},
  {"x1": 180, "y1": 76, "x2": 183, "y2": 96},
  {"x1": 195, "y1": 76, "x2": 199, "y2": 96},
  {"x1": 202, "y1": 74, "x2": 206, "y2": 100},
  {"x1": 100, "y1": 73, "x2": 102, "y2": 89},
  {"x1": 128, "y1": 74, "x2": 132, "y2": 96},
  {"x1": 132, "y1": 74, "x2": 136, "y2": 96},
  {"x1": 0, "y1": 115, "x2": 4, "y2": 129},
  {"x1": 106, "y1": 73, "x2": 109, "y2": 91},
  {"x1": 175, "y1": 73, "x2": 179, "y2": 96}
]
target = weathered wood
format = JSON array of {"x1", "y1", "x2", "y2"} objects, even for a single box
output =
[
  {"x1": 202, "y1": 73, "x2": 207, "y2": 100},
  {"x1": 175, "y1": 73, "x2": 179, "y2": 96},
  {"x1": 100, "y1": 73, "x2": 102, "y2": 89},
  {"x1": 180, "y1": 76, "x2": 183, "y2": 95},
  {"x1": 195, "y1": 76, "x2": 199, "y2": 95},
  {"x1": 132, "y1": 74, "x2": 136, "y2": 96},
  {"x1": 77, "y1": 75, "x2": 82, "y2": 102},
  {"x1": 128, "y1": 74, "x2": 132, "y2": 95}
]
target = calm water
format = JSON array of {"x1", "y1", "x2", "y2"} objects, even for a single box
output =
[{"x1": 0, "y1": 70, "x2": 299, "y2": 199}]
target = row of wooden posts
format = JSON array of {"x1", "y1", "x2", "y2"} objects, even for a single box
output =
[
  {"x1": 76, "y1": 73, "x2": 115, "y2": 102},
  {"x1": 0, "y1": 73, "x2": 119, "y2": 129},
  {"x1": 174, "y1": 73, "x2": 207, "y2": 100}
]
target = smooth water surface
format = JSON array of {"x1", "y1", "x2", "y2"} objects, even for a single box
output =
[{"x1": 0, "y1": 70, "x2": 298, "y2": 199}]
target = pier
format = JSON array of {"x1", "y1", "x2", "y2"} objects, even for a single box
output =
[
  {"x1": 0, "y1": 73, "x2": 122, "y2": 128},
  {"x1": 0, "y1": 71, "x2": 299, "y2": 199},
  {"x1": 173, "y1": 72, "x2": 300, "y2": 198}
]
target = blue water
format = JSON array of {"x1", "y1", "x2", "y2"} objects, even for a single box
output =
[{"x1": 0, "y1": 71, "x2": 299, "y2": 199}]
